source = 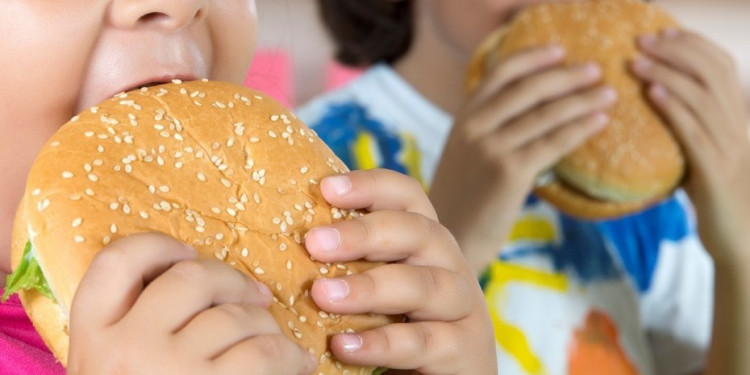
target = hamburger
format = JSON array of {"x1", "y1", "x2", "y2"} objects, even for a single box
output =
[
  {"x1": 2, "y1": 80, "x2": 394, "y2": 375},
  {"x1": 466, "y1": 0, "x2": 686, "y2": 220}
]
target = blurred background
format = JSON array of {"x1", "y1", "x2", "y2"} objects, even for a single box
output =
[{"x1": 246, "y1": 0, "x2": 750, "y2": 112}]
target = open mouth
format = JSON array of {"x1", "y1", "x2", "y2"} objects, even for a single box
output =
[{"x1": 115, "y1": 75, "x2": 200, "y2": 96}]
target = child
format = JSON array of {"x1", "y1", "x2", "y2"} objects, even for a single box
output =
[
  {"x1": 0, "y1": 1, "x2": 497, "y2": 374},
  {"x1": 298, "y1": 0, "x2": 750, "y2": 374}
]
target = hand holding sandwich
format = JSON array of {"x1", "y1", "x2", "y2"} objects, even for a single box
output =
[
  {"x1": 632, "y1": 29, "x2": 750, "y2": 375},
  {"x1": 431, "y1": 45, "x2": 615, "y2": 275},
  {"x1": 66, "y1": 170, "x2": 496, "y2": 375},
  {"x1": 68, "y1": 233, "x2": 317, "y2": 375}
]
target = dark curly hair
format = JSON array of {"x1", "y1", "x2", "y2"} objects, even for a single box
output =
[{"x1": 317, "y1": 0, "x2": 414, "y2": 67}]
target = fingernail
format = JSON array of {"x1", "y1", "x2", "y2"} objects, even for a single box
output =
[
  {"x1": 600, "y1": 87, "x2": 618, "y2": 103},
  {"x1": 583, "y1": 63, "x2": 601, "y2": 79},
  {"x1": 318, "y1": 279, "x2": 350, "y2": 302},
  {"x1": 547, "y1": 45, "x2": 565, "y2": 59},
  {"x1": 323, "y1": 175, "x2": 351, "y2": 196},
  {"x1": 339, "y1": 334, "x2": 363, "y2": 352},
  {"x1": 306, "y1": 227, "x2": 341, "y2": 253},
  {"x1": 592, "y1": 113, "x2": 610, "y2": 127},
  {"x1": 633, "y1": 57, "x2": 653, "y2": 73},
  {"x1": 663, "y1": 28, "x2": 680, "y2": 38},
  {"x1": 651, "y1": 84, "x2": 668, "y2": 99},
  {"x1": 256, "y1": 281, "x2": 272, "y2": 297},
  {"x1": 639, "y1": 34, "x2": 657, "y2": 47},
  {"x1": 307, "y1": 351, "x2": 318, "y2": 366}
]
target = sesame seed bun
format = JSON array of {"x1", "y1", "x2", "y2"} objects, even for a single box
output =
[
  {"x1": 466, "y1": 0, "x2": 686, "y2": 219},
  {"x1": 13, "y1": 80, "x2": 397, "y2": 374}
]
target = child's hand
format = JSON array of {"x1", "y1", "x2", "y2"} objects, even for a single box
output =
[
  {"x1": 431, "y1": 45, "x2": 616, "y2": 274},
  {"x1": 633, "y1": 29, "x2": 750, "y2": 257},
  {"x1": 305, "y1": 170, "x2": 497, "y2": 375},
  {"x1": 67, "y1": 233, "x2": 316, "y2": 375}
]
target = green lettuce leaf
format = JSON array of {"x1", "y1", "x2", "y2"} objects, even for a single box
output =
[
  {"x1": 1, "y1": 241, "x2": 55, "y2": 303},
  {"x1": 372, "y1": 367, "x2": 389, "y2": 375}
]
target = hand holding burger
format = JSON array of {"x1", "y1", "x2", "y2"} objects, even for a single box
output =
[
  {"x1": 463, "y1": 0, "x2": 687, "y2": 220},
  {"x1": 4, "y1": 80, "x2": 495, "y2": 374}
]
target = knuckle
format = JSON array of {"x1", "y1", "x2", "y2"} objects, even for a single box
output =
[
  {"x1": 170, "y1": 259, "x2": 211, "y2": 281},
  {"x1": 254, "y1": 334, "x2": 296, "y2": 360},
  {"x1": 212, "y1": 303, "x2": 251, "y2": 322}
]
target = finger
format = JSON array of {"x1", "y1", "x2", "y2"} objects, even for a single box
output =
[
  {"x1": 126, "y1": 258, "x2": 273, "y2": 334},
  {"x1": 632, "y1": 57, "x2": 721, "y2": 130},
  {"x1": 305, "y1": 210, "x2": 460, "y2": 269},
  {"x1": 70, "y1": 232, "x2": 197, "y2": 330},
  {"x1": 212, "y1": 334, "x2": 316, "y2": 375},
  {"x1": 319, "y1": 169, "x2": 436, "y2": 220},
  {"x1": 175, "y1": 303, "x2": 281, "y2": 359},
  {"x1": 638, "y1": 30, "x2": 739, "y2": 105},
  {"x1": 499, "y1": 85, "x2": 617, "y2": 150},
  {"x1": 471, "y1": 45, "x2": 566, "y2": 105},
  {"x1": 486, "y1": 112, "x2": 609, "y2": 172},
  {"x1": 311, "y1": 264, "x2": 473, "y2": 321},
  {"x1": 647, "y1": 84, "x2": 714, "y2": 169},
  {"x1": 329, "y1": 322, "x2": 463, "y2": 374},
  {"x1": 467, "y1": 63, "x2": 602, "y2": 139}
]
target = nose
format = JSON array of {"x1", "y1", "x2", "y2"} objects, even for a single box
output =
[{"x1": 109, "y1": 0, "x2": 208, "y2": 31}]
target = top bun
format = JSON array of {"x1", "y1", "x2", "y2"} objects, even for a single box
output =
[
  {"x1": 15, "y1": 80, "x2": 394, "y2": 374},
  {"x1": 466, "y1": 0, "x2": 686, "y2": 219}
]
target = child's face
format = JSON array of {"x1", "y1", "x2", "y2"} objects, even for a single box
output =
[
  {"x1": 425, "y1": 0, "x2": 568, "y2": 55},
  {"x1": 0, "y1": 0, "x2": 257, "y2": 274}
]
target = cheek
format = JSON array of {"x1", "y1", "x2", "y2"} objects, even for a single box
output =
[
  {"x1": 431, "y1": 0, "x2": 514, "y2": 52},
  {"x1": 208, "y1": 1, "x2": 257, "y2": 84},
  {"x1": 0, "y1": 5, "x2": 98, "y2": 256}
]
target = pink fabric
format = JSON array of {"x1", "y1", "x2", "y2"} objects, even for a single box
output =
[
  {"x1": 0, "y1": 290, "x2": 64, "y2": 374},
  {"x1": 325, "y1": 61, "x2": 364, "y2": 91},
  {"x1": 244, "y1": 49, "x2": 295, "y2": 108}
]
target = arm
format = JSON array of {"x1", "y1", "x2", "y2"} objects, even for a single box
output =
[{"x1": 632, "y1": 29, "x2": 750, "y2": 375}]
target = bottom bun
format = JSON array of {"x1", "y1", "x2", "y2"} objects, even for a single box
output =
[{"x1": 534, "y1": 181, "x2": 660, "y2": 220}]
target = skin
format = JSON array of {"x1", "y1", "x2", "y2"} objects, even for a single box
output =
[
  {"x1": 394, "y1": 0, "x2": 750, "y2": 373},
  {"x1": 0, "y1": 1, "x2": 496, "y2": 373}
]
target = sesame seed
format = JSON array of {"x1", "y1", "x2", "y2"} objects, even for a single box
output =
[
  {"x1": 85, "y1": 188, "x2": 95, "y2": 196},
  {"x1": 110, "y1": 224, "x2": 118, "y2": 233},
  {"x1": 88, "y1": 174, "x2": 99, "y2": 182},
  {"x1": 227, "y1": 208, "x2": 237, "y2": 217},
  {"x1": 286, "y1": 260, "x2": 292, "y2": 270},
  {"x1": 268, "y1": 130, "x2": 277, "y2": 138},
  {"x1": 139, "y1": 211, "x2": 149, "y2": 219},
  {"x1": 159, "y1": 201, "x2": 171, "y2": 211},
  {"x1": 148, "y1": 185, "x2": 156, "y2": 194},
  {"x1": 72, "y1": 218, "x2": 83, "y2": 227},
  {"x1": 254, "y1": 267, "x2": 265, "y2": 275},
  {"x1": 197, "y1": 173, "x2": 206, "y2": 182},
  {"x1": 74, "y1": 236, "x2": 85, "y2": 243},
  {"x1": 196, "y1": 226, "x2": 205, "y2": 233},
  {"x1": 300, "y1": 166, "x2": 309, "y2": 174},
  {"x1": 211, "y1": 207, "x2": 221, "y2": 214},
  {"x1": 159, "y1": 185, "x2": 170, "y2": 193},
  {"x1": 109, "y1": 202, "x2": 119, "y2": 210},
  {"x1": 103, "y1": 236, "x2": 111, "y2": 245},
  {"x1": 241, "y1": 248, "x2": 249, "y2": 257},
  {"x1": 32, "y1": 189, "x2": 41, "y2": 196}
]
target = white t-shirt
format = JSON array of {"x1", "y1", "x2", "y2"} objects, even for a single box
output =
[{"x1": 297, "y1": 64, "x2": 714, "y2": 375}]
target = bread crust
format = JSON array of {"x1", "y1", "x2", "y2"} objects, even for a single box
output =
[
  {"x1": 466, "y1": 0, "x2": 686, "y2": 219},
  {"x1": 15, "y1": 80, "x2": 393, "y2": 374}
]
